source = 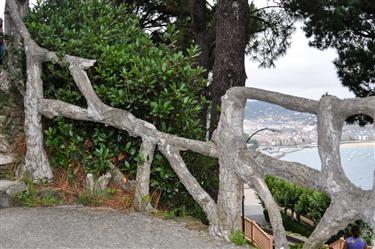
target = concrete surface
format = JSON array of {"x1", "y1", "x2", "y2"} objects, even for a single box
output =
[
  {"x1": 244, "y1": 185, "x2": 268, "y2": 226},
  {"x1": 0, "y1": 207, "x2": 242, "y2": 249}
]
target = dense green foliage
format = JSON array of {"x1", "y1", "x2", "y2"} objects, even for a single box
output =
[
  {"x1": 25, "y1": 0, "x2": 218, "y2": 220},
  {"x1": 265, "y1": 175, "x2": 330, "y2": 224},
  {"x1": 283, "y1": 0, "x2": 375, "y2": 98},
  {"x1": 119, "y1": 0, "x2": 295, "y2": 69},
  {"x1": 264, "y1": 176, "x2": 373, "y2": 244}
]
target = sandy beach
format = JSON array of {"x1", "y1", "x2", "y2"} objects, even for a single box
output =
[{"x1": 340, "y1": 141, "x2": 375, "y2": 148}]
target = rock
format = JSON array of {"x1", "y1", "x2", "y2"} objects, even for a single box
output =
[
  {"x1": 182, "y1": 216, "x2": 208, "y2": 231},
  {"x1": 86, "y1": 172, "x2": 112, "y2": 192},
  {"x1": 0, "y1": 135, "x2": 10, "y2": 153},
  {"x1": 0, "y1": 70, "x2": 11, "y2": 91},
  {"x1": 0, "y1": 191, "x2": 13, "y2": 208},
  {"x1": 0, "y1": 180, "x2": 27, "y2": 208},
  {"x1": 0, "y1": 180, "x2": 27, "y2": 196},
  {"x1": 86, "y1": 173, "x2": 95, "y2": 192},
  {"x1": 96, "y1": 172, "x2": 111, "y2": 191},
  {"x1": 0, "y1": 153, "x2": 15, "y2": 166},
  {"x1": 110, "y1": 163, "x2": 134, "y2": 191}
]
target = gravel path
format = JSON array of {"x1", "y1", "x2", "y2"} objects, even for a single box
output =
[{"x1": 0, "y1": 207, "x2": 243, "y2": 249}]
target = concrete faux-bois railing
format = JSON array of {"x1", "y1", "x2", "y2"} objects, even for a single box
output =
[{"x1": 4, "y1": 1, "x2": 375, "y2": 249}]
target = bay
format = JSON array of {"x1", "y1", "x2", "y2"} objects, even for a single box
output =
[{"x1": 281, "y1": 142, "x2": 375, "y2": 190}]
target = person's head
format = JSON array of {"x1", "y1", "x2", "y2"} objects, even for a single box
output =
[
  {"x1": 0, "y1": 18, "x2": 3, "y2": 29},
  {"x1": 350, "y1": 225, "x2": 361, "y2": 238}
]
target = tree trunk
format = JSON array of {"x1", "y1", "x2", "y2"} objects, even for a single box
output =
[
  {"x1": 210, "y1": 0, "x2": 248, "y2": 136},
  {"x1": 191, "y1": 0, "x2": 210, "y2": 73},
  {"x1": 207, "y1": 0, "x2": 249, "y2": 236},
  {"x1": 191, "y1": 0, "x2": 211, "y2": 131}
]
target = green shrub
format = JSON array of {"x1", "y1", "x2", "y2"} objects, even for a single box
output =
[
  {"x1": 264, "y1": 176, "x2": 373, "y2": 243},
  {"x1": 229, "y1": 230, "x2": 248, "y2": 246},
  {"x1": 163, "y1": 210, "x2": 176, "y2": 219},
  {"x1": 25, "y1": 0, "x2": 217, "y2": 221},
  {"x1": 15, "y1": 180, "x2": 63, "y2": 207},
  {"x1": 264, "y1": 175, "x2": 330, "y2": 223}
]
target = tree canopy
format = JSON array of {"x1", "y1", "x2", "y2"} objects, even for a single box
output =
[
  {"x1": 114, "y1": 0, "x2": 295, "y2": 132},
  {"x1": 283, "y1": 0, "x2": 375, "y2": 97}
]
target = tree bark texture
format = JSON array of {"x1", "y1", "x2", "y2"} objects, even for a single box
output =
[
  {"x1": 22, "y1": 51, "x2": 52, "y2": 180},
  {"x1": 6, "y1": 0, "x2": 375, "y2": 248},
  {"x1": 159, "y1": 145, "x2": 219, "y2": 227},
  {"x1": 134, "y1": 138, "x2": 156, "y2": 212},
  {"x1": 211, "y1": 92, "x2": 245, "y2": 238},
  {"x1": 210, "y1": 0, "x2": 249, "y2": 135},
  {"x1": 4, "y1": 0, "x2": 28, "y2": 94},
  {"x1": 191, "y1": 0, "x2": 210, "y2": 73},
  {"x1": 191, "y1": 0, "x2": 213, "y2": 130}
]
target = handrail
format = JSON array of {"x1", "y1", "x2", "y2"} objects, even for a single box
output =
[
  {"x1": 243, "y1": 217, "x2": 273, "y2": 249},
  {"x1": 328, "y1": 237, "x2": 345, "y2": 249}
]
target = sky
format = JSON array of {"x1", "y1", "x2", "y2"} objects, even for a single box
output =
[
  {"x1": 245, "y1": 23, "x2": 355, "y2": 100},
  {"x1": 1, "y1": 0, "x2": 356, "y2": 100},
  {"x1": 245, "y1": 0, "x2": 355, "y2": 100}
]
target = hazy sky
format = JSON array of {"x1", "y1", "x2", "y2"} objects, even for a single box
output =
[
  {"x1": 1, "y1": 0, "x2": 355, "y2": 100},
  {"x1": 245, "y1": 23, "x2": 355, "y2": 100}
]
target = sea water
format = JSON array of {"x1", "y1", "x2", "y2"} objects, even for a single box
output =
[{"x1": 281, "y1": 142, "x2": 375, "y2": 190}]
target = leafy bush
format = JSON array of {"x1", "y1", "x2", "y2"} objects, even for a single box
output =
[
  {"x1": 265, "y1": 175, "x2": 330, "y2": 224},
  {"x1": 229, "y1": 230, "x2": 248, "y2": 246},
  {"x1": 25, "y1": 0, "x2": 218, "y2": 220},
  {"x1": 264, "y1": 176, "x2": 373, "y2": 244},
  {"x1": 163, "y1": 210, "x2": 176, "y2": 219}
]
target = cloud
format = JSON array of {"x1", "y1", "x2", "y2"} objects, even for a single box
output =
[{"x1": 245, "y1": 24, "x2": 355, "y2": 100}]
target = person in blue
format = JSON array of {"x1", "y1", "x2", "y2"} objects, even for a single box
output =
[
  {"x1": 343, "y1": 225, "x2": 368, "y2": 249},
  {"x1": 0, "y1": 18, "x2": 5, "y2": 64}
]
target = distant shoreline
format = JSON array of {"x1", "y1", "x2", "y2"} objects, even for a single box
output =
[
  {"x1": 340, "y1": 141, "x2": 375, "y2": 147},
  {"x1": 276, "y1": 141, "x2": 374, "y2": 158}
]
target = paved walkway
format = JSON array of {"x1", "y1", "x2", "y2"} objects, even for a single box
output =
[
  {"x1": 244, "y1": 185, "x2": 268, "y2": 226},
  {"x1": 0, "y1": 207, "x2": 242, "y2": 249}
]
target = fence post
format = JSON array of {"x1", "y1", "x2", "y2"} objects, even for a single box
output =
[{"x1": 251, "y1": 220, "x2": 254, "y2": 243}]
